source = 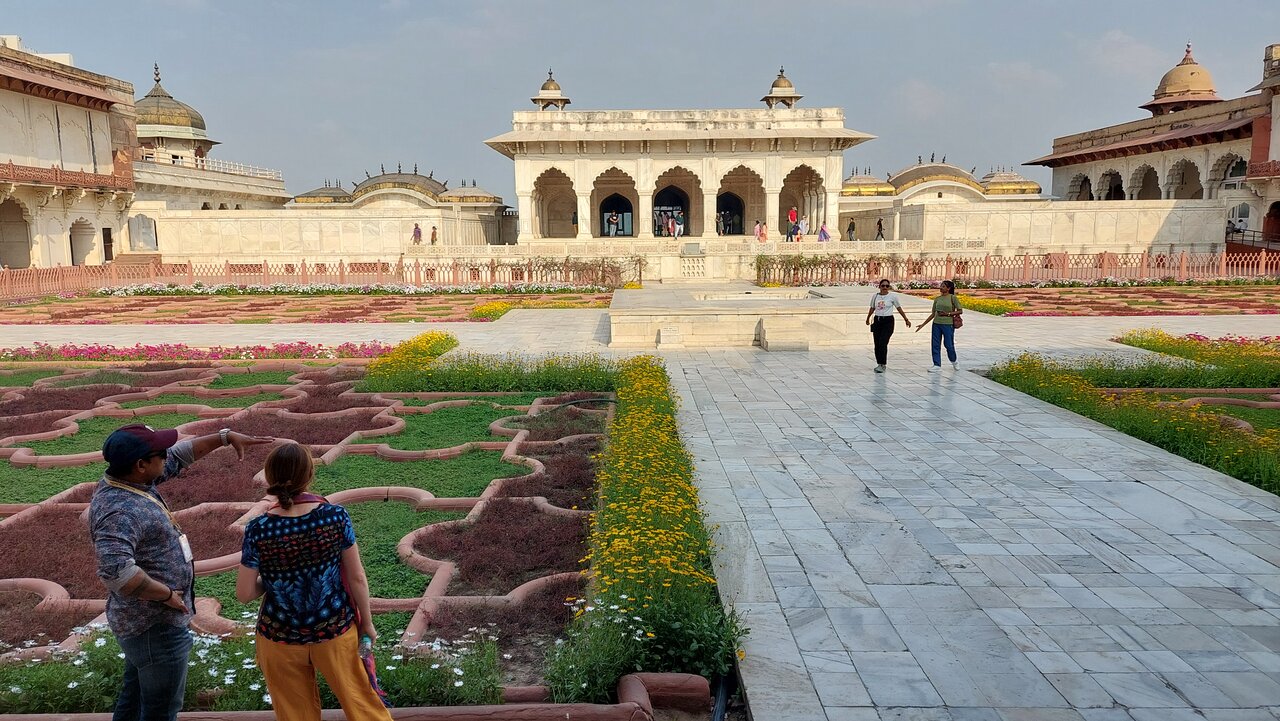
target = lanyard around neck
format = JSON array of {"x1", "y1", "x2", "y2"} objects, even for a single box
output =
[{"x1": 105, "y1": 478, "x2": 182, "y2": 533}]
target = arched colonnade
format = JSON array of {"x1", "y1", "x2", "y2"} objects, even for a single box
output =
[{"x1": 522, "y1": 161, "x2": 838, "y2": 240}]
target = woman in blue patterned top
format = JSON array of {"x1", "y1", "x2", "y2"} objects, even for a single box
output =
[{"x1": 236, "y1": 443, "x2": 390, "y2": 721}]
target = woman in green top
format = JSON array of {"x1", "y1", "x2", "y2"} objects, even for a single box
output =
[{"x1": 915, "y1": 279, "x2": 962, "y2": 371}]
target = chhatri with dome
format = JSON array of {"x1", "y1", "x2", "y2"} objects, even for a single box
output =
[
  {"x1": 1029, "y1": 42, "x2": 1280, "y2": 238},
  {"x1": 488, "y1": 67, "x2": 875, "y2": 242}
]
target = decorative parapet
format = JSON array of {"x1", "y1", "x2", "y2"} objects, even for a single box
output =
[
  {"x1": 1247, "y1": 160, "x2": 1280, "y2": 179},
  {"x1": 135, "y1": 155, "x2": 283, "y2": 182},
  {"x1": 0, "y1": 160, "x2": 133, "y2": 191}
]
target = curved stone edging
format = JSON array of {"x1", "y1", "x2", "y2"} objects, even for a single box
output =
[{"x1": 0, "y1": 672, "x2": 708, "y2": 721}]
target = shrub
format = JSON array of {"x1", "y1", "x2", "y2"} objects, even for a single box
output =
[
  {"x1": 954, "y1": 294, "x2": 1023, "y2": 316},
  {"x1": 363, "y1": 332, "x2": 459, "y2": 384},
  {"x1": 545, "y1": 356, "x2": 743, "y2": 702},
  {"x1": 361, "y1": 352, "x2": 617, "y2": 393},
  {"x1": 468, "y1": 301, "x2": 513, "y2": 321}
]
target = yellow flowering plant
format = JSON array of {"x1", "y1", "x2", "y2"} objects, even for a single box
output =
[{"x1": 547, "y1": 356, "x2": 744, "y2": 702}]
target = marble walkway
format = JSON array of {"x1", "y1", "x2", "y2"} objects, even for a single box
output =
[{"x1": 5, "y1": 305, "x2": 1280, "y2": 719}]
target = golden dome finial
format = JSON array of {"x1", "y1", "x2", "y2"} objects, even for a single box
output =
[{"x1": 153, "y1": 62, "x2": 161, "y2": 84}]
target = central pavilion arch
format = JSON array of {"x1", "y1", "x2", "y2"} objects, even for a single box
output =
[
  {"x1": 653, "y1": 167, "x2": 704, "y2": 237},
  {"x1": 717, "y1": 165, "x2": 765, "y2": 236},
  {"x1": 531, "y1": 168, "x2": 576, "y2": 238},
  {"x1": 591, "y1": 167, "x2": 638, "y2": 237},
  {"x1": 779, "y1": 165, "x2": 825, "y2": 231}
]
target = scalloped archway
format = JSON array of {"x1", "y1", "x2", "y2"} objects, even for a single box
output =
[
  {"x1": 531, "y1": 168, "x2": 576, "y2": 238},
  {"x1": 0, "y1": 198, "x2": 31, "y2": 269}
]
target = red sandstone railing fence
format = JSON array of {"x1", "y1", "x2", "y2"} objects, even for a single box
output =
[
  {"x1": 0, "y1": 251, "x2": 1276, "y2": 301},
  {"x1": 756, "y1": 250, "x2": 1280, "y2": 286},
  {"x1": 0, "y1": 258, "x2": 630, "y2": 301}
]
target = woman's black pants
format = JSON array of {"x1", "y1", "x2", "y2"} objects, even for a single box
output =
[{"x1": 871, "y1": 316, "x2": 894, "y2": 365}]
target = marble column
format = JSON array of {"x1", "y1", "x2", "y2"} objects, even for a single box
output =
[
  {"x1": 765, "y1": 188, "x2": 781, "y2": 239},
  {"x1": 575, "y1": 193, "x2": 592, "y2": 239},
  {"x1": 516, "y1": 193, "x2": 534, "y2": 240},
  {"x1": 702, "y1": 191, "x2": 717, "y2": 237},
  {"x1": 825, "y1": 190, "x2": 840, "y2": 230},
  {"x1": 638, "y1": 192, "x2": 653, "y2": 238}
]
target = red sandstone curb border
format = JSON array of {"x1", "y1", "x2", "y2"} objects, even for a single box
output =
[{"x1": 0, "y1": 672, "x2": 707, "y2": 721}]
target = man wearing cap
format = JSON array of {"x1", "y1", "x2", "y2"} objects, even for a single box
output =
[{"x1": 90, "y1": 424, "x2": 270, "y2": 721}]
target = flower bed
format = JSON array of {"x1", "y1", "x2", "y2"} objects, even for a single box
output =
[
  {"x1": 0, "y1": 351, "x2": 724, "y2": 715},
  {"x1": 545, "y1": 356, "x2": 742, "y2": 702},
  {"x1": 92, "y1": 282, "x2": 612, "y2": 297},
  {"x1": 361, "y1": 351, "x2": 617, "y2": 393},
  {"x1": 414, "y1": 498, "x2": 588, "y2": 596},
  {"x1": 989, "y1": 352, "x2": 1280, "y2": 493},
  {"x1": 0, "y1": 341, "x2": 392, "y2": 362}
]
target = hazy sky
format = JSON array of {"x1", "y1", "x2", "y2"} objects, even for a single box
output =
[{"x1": 8, "y1": 0, "x2": 1278, "y2": 200}]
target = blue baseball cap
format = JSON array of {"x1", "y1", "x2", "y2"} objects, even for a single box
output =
[{"x1": 102, "y1": 424, "x2": 179, "y2": 466}]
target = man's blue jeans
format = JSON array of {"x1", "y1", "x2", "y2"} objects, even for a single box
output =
[
  {"x1": 931, "y1": 323, "x2": 957, "y2": 366},
  {"x1": 114, "y1": 623, "x2": 192, "y2": 721}
]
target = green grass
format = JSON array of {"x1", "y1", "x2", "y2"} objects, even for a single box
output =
[
  {"x1": 52, "y1": 371, "x2": 140, "y2": 387},
  {"x1": 194, "y1": 569, "x2": 410, "y2": 642},
  {"x1": 14, "y1": 414, "x2": 202, "y2": 456},
  {"x1": 358, "y1": 404, "x2": 521, "y2": 450},
  {"x1": 205, "y1": 371, "x2": 295, "y2": 389},
  {"x1": 0, "y1": 369, "x2": 63, "y2": 387},
  {"x1": 231, "y1": 318, "x2": 273, "y2": 324},
  {"x1": 347, "y1": 501, "x2": 463, "y2": 598},
  {"x1": 313, "y1": 451, "x2": 526, "y2": 497},
  {"x1": 359, "y1": 352, "x2": 617, "y2": 393},
  {"x1": 1155, "y1": 394, "x2": 1280, "y2": 434},
  {"x1": 0, "y1": 462, "x2": 105, "y2": 504},
  {"x1": 194, "y1": 571, "x2": 260, "y2": 621},
  {"x1": 399, "y1": 392, "x2": 549, "y2": 406},
  {"x1": 118, "y1": 392, "x2": 284, "y2": 409}
]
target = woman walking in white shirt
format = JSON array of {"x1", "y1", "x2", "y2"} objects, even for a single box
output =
[{"x1": 865, "y1": 279, "x2": 912, "y2": 373}]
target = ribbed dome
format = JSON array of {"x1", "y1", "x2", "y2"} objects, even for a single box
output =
[
  {"x1": 135, "y1": 65, "x2": 206, "y2": 130},
  {"x1": 541, "y1": 75, "x2": 561, "y2": 92},
  {"x1": 840, "y1": 170, "x2": 895, "y2": 197},
  {"x1": 771, "y1": 70, "x2": 794, "y2": 91},
  {"x1": 440, "y1": 182, "x2": 500, "y2": 201},
  {"x1": 293, "y1": 183, "x2": 353, "y2": 203},
  {"x1": 352, "y1": 171, "x2": 447, "y2": 198},
  {"x1": 1141, "y1": 44, "x2": 1221, "y2": 114},
  {"x1": 979, "y1": 168, "x2": 1041, "y2": 195}
]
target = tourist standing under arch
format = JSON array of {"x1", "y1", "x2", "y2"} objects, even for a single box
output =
[{"x1": 915, "y1": 280, "x2": 962, "y2": 371}]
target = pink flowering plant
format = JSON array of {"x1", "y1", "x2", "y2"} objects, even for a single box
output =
[
  {"x1": 0, "y1": 341, "x2": 392, "y2": 363},
  {"x1": 89, "y1": 282, "x2": 610, "y2": 297}
]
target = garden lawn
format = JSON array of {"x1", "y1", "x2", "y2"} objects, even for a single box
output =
[
  {"x1": 206, "y1": 371, "x2": 295, "y2": 389},
  {"x1": 1153, "y1": 393, "x2": 1280, "y2": 433},
  {"x1": 119, "y1": 392, "x2": 284, "y2": 409},
  {"x1": 13, "y1": 413, "x2": 201, "y2": 456},
  {"x1": 359, "y1": 404, "x2": 521, "y2": 450},
  {"x1": 399, "y1": 392, "x2": 549, "y2": 407},
  {"x1": 346, "y1": 501, "x2": 463, "y2": 598},
  {"x1": 312, "y1": 452, "x2": 526, "y2": 497},
  {"x1": 0, "y1": 369, "x2": 63, "y2": 387},
  {"x1": 0, "y1": 462, "x2": 104, "y2": 504}
]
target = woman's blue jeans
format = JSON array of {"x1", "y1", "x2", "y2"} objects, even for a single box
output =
[
  {"x1": 931, "y1": 323, "x2": 957, "y2": 366},
  {"x1": 113, "y1": 623, "x2": 192, "y2": 721}
]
